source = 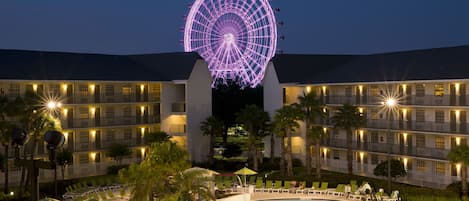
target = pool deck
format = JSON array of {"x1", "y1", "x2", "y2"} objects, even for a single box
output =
[{"x1": 250, "y1": 192, "x2": 351, "y2": 201}]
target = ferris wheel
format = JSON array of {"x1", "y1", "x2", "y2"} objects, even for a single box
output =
[{"x1": 184, "y1": 0, "x2": 278, "y2": 86}]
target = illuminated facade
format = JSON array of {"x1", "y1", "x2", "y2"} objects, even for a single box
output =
[
  {"x1": 263, "y1": 46, "x2": 469, "y2": 188},
  {"x1": 0, "y1": 50, "x2": 212, "y2": 184}
]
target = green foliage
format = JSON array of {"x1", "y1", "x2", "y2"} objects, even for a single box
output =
[
  {"x1": 201, "y1": 116, "x2": 224, "y2": 138},
  {"x1": 107, "y1": 143, "x2": 132, "y2": 165},
  {"x1": 143, "y1": 131, "x2": 171, "y2": 145},
  {"x1": 222, "y1": 143, "x2": 242, "y2": 158},
  {"x1": 373, "y1": 159, "x2": 407, "y2": 179},
  {"x1": 236, "y1": 104, "x2": 270, "y2": 170},
  {"x1": 119, "y1": 141, "x2": 192, "y2": 201},
  {"x1": 106, "y1": 165, "x2": 129, "y2": 175},
  {"x1": 56, "y1": 148, "x2": 73, "y2": 167}
]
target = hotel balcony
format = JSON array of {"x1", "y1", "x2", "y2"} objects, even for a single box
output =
[
  {"x1": 63, "y1": 93, "x2": 160, "y2": 104},
  {"x1": 324, "y1": 95, "x2": 468, "y2": 106},
  {"x1": 322, "y1": 138, "x2": 449, "y2": 160},
  {"x1": 366, "y1": 119, "x2": 465, "y2": 134},
  {"x1": 62, "y1": 115, "x2": 161, "y2": 129}
]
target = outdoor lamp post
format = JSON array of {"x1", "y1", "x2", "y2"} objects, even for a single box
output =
[
  {"x1": 12, "y1": 129, "x2": 65, "y2": 201},
  {"x1": 383, "y1": 97, "x2": 398, "y2": 195}
]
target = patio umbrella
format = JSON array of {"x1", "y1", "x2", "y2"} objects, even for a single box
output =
[{"x1": 234, "y1": 167, "x2": 257, "y2": 186}]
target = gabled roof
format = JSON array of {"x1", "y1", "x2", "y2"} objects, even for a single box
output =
[
  {"x1": 0, "y1": 49, "x2": 201, "y2": 81},
  {"x1": 273, "y1": 45, "x2": 469, "y2": 84}
]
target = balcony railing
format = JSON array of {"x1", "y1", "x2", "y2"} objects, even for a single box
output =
[
  {"x1": 63, "y1": 93, "x2": 160, "y2": 104},
  {"x1": 322, "y1": 138, "x2": 449, "y2": 160},
  {"x1": 73, "y1": 139, "x2": 139, "y2": 152},
  {"x1": 365, "y1": 119, "x2": 465, "y2": 134},
  {"x1": 169, "y1": 124, "x2": 186, "y2": 135},
  {"x1": 324, "y1": 95, "x2": 469, "y2": 106},
  {"x1": 62, "y1": 116, "x2": 161, "y2": 129}
]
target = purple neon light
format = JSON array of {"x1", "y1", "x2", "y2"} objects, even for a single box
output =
[{"x1": 184, "y1": 0, "x2": 277, "y2": 86}]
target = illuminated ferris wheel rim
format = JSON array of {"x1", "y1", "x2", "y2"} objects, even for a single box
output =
[{"x1": 184, "y1": 0, "x2": 277, "y2": 86}]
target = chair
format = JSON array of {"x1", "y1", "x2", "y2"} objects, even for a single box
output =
[
  {"x1": 281, "y1": 181, "x2": 291, "y2": 193},
  {"x1": 327, "y1": 184, "x2": 345, "y2": 197},
  {"x1": 311, "y1": 182, "x2": 328, "y2": 195},
  {"x1": 307, "y1": 181, "x2": 320, "y2": 194},
  {"x1": 271, "y1": 180, "x2": 282, "y2": 193},
  {"x1": 264, "y1": 180, "x2": 273, "y2": 192},
  {"x1": 254, "y1": 179, "x2": 264, "y2": 192}
]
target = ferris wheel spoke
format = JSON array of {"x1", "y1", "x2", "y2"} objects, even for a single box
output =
[{"x1": 200, "y1": 2, "x2": 217, "y2": 20}]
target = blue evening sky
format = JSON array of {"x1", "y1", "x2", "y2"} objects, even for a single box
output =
[{"x1": 1, "y1": 0, "x2": 468, "y2": 55}]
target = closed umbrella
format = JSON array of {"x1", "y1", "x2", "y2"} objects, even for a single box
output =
[{"x1": 234, "y1": 167, "x2": 257, "y2": 187}]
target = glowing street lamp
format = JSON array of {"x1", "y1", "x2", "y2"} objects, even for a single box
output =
[{"x1": 381, "y1": 96, "x2": 399, "y2": 195}]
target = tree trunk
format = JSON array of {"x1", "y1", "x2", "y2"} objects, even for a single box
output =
[
  {"x1": 279, "y1": 136, "x2": 286, "y2": 176},
  {"x1": 208, "y1": 135, "x2": 214, "y2": 164},
  {"x1": 305, "y1": 120, "x2": 312, "y2": 175},
  {"x1": 252, "y1": 144, "x2": 258, "y2": 170},
  {"x1": 222, "y1": 128, "x2": 228, "y2": 145},
  {"x1": 462, "y1": 165, "x2": 468, "y2": 201},
  {"x1": 315, "y1": 139, "x2": 321, "y2": 180},
  {"x1": 286, "y1": 130, "x2": 293, "y2": 176},
  {"x1": 19, "y1": 146, "x2": 27, "y2": 194},
  {"x1": 270, "y1": 133, "x2": 275, "y2": 166},
  {"x1": 3, "y1": 145, "x2": 8, "y2": 194},
  {"x1": 346, "y1": 129, "x2": 353, "y2": 175},
  {"x1": 61, "y1": 165, "x2": 65, "y2": 181}
]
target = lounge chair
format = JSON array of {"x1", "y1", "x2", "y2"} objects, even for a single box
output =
[
  {"x1": 311, "y1": 182, "x2": 328, "y2": 195},
  {"x1": 382, "y1": 190, "x2": 399, "y2": 201},
  {"x1": 271, "y1": 180, "x2": 282, "y2": 193},
  {"x1": 327, "y1": 184, "x2": 345, "y2": 197},
  {"x1": 307, "y1": 181, "x2": 320, "y2": 194},
  {"x1": 264, "y1": 180, "x2": 273, "y2": 192},
  {"x1": 281, "y1": 181, "x2": 291, "y2": 193},
  {"x1": 254, "y1": 179, "x2": 264, "y2": 192}
]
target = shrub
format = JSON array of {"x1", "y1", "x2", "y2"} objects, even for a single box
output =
[
  {"x1": 107, "y1": 165, "x2": 129, "y2": 175},
  {"x1": 222, "y1": 143, "x2": 242, "y2": 158}
]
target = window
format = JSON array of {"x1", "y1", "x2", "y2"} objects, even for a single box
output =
[
  {"x1": 371, "y1": 154, "x2": 378, "y2": 165},
  {"x1": 435, "y1": 136, "x2": 445, "y2": 149},
  {"x1": 79, "y1": 154, "x2": 89, "y2": 164},
  {"x1": 105, "y1": 85, "x2": 114, "y2": 96},
  {"x1": 435, "y1": 162, "x2": 445, "y2": 175},
  {"x1": 122, "y1": 86, "x2": 132, "y2": 96},
  {"x1": 78, "y1": 85, "x2": 89, "y2": 96},
  {"x1": 79, "y1": 131, "x2": 89, "y2": 143},
  {"x1": 105, "y1": 107, "x2": 115, "y2": 118},
  {"x1": 106, "y1": 130, "x2": 115, "y2": 141},
  {"x1": 370, "y1": 86, "x2": 379, "y2": 96},
  {"x1": 416, "y1": 84, "x2": 425, "y2": 97},
  {"x1": 123, "y1": 107, "x2": 131, "y2": 117},
  {"x1": 416, "y1": 109, "x2": 425, "y2": 122},
  {"x1": 79, "y1": 107, "x2": 89, "y2": 119},
  {"x1": 386, "y1": 133, "x2": 394, "y2": 144},
  {"x1": 150, "y1": 84, "x2": 161, "y2": 101},
  {"x1": 434, "y1": 84, "x2": 445, "y2": 97},
  {"x1": 435, "y1": 111, "x2": 445, "y2": 123},
  {"x1": 124, "y1": 128, "x2": 132, "y2": 140},
  {"x1": 48, "y1": 84, "x2": 60, "y2": 96},
  {"x1": 333, "y1": 150, "x2": 340, "y2": 160},
  {"x1": 416, "y1": 135, "x2": 425, "y2": 148},
  {"x1": 416, "y1": 160, "x2": 426, "y2": 171},
  {"x1": 345, "y1": 86, "x2": 352, "y2": 97},
  {"x1": 8, "y1": 83, "x2": 20, "y2": 97},
  {"x1": 371, "y1": 132, "x2": 379, "y2": 143},
  {"x1": 370, "y1": 109, "x2": 379, "y2": 120}
]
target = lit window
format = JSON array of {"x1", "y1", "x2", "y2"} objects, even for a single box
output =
[
  {"x1": 435, "y1": 136, "x2": 445, "y2": 149},
  {"x1": 435, "y1": 162, "x2": 445, "y2": 175},
  {"x1": 435, "y1": 111, "x2": 445, "y2": 123},
  {"x1": 416, "y1": 160, "x2": 426, "y2": 171},
  {"x1": 122, "y1": 86, "x2": 132, "y2": 96},
  {"x1": 434, "y1": 84, "x2": 444, "y2": 97},
  {"x1": 416, "y1": 84, "x2": 425, "y2": 97}
]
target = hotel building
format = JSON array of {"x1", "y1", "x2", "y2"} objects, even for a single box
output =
[
  {"x1": 264, "y1": 45, "x2": 469, "y2": 188},
  {"x1": 0, "y1": 50, "x2": 212, "y2": 183}
]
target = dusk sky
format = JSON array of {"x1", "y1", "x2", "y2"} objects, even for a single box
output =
[{"x1": 1, "y1": 0, "x2": 469, "y2": 55}]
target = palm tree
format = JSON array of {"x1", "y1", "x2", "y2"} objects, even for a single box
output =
[
  {"x1": 309, "y1": 125, "x2": 326, "y2": 180},
  {"x1": 119, "y1": 141, "x2": 191, "y2": 201},
  {"x1": 296, "y1": 92, "x2": 324, "y2": 175},
  {"x1": 448, "y1": 144, "x2": 469, "y2": 201},
  {"x1": 332, "y1": 103, "x2": 365, "y2": 175},
  {"x1": 273, "y1": 105, "x2": 300, "y2": 176},
  {"x1": 236, "y1": 104, "x2": 270, "y2": 170},
  {"x1": 200, "y1": 116, "x2": 224, "y2": 164},
  {"x1": 172, "y1": 169, "x2": 216, "y2": 201}
]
